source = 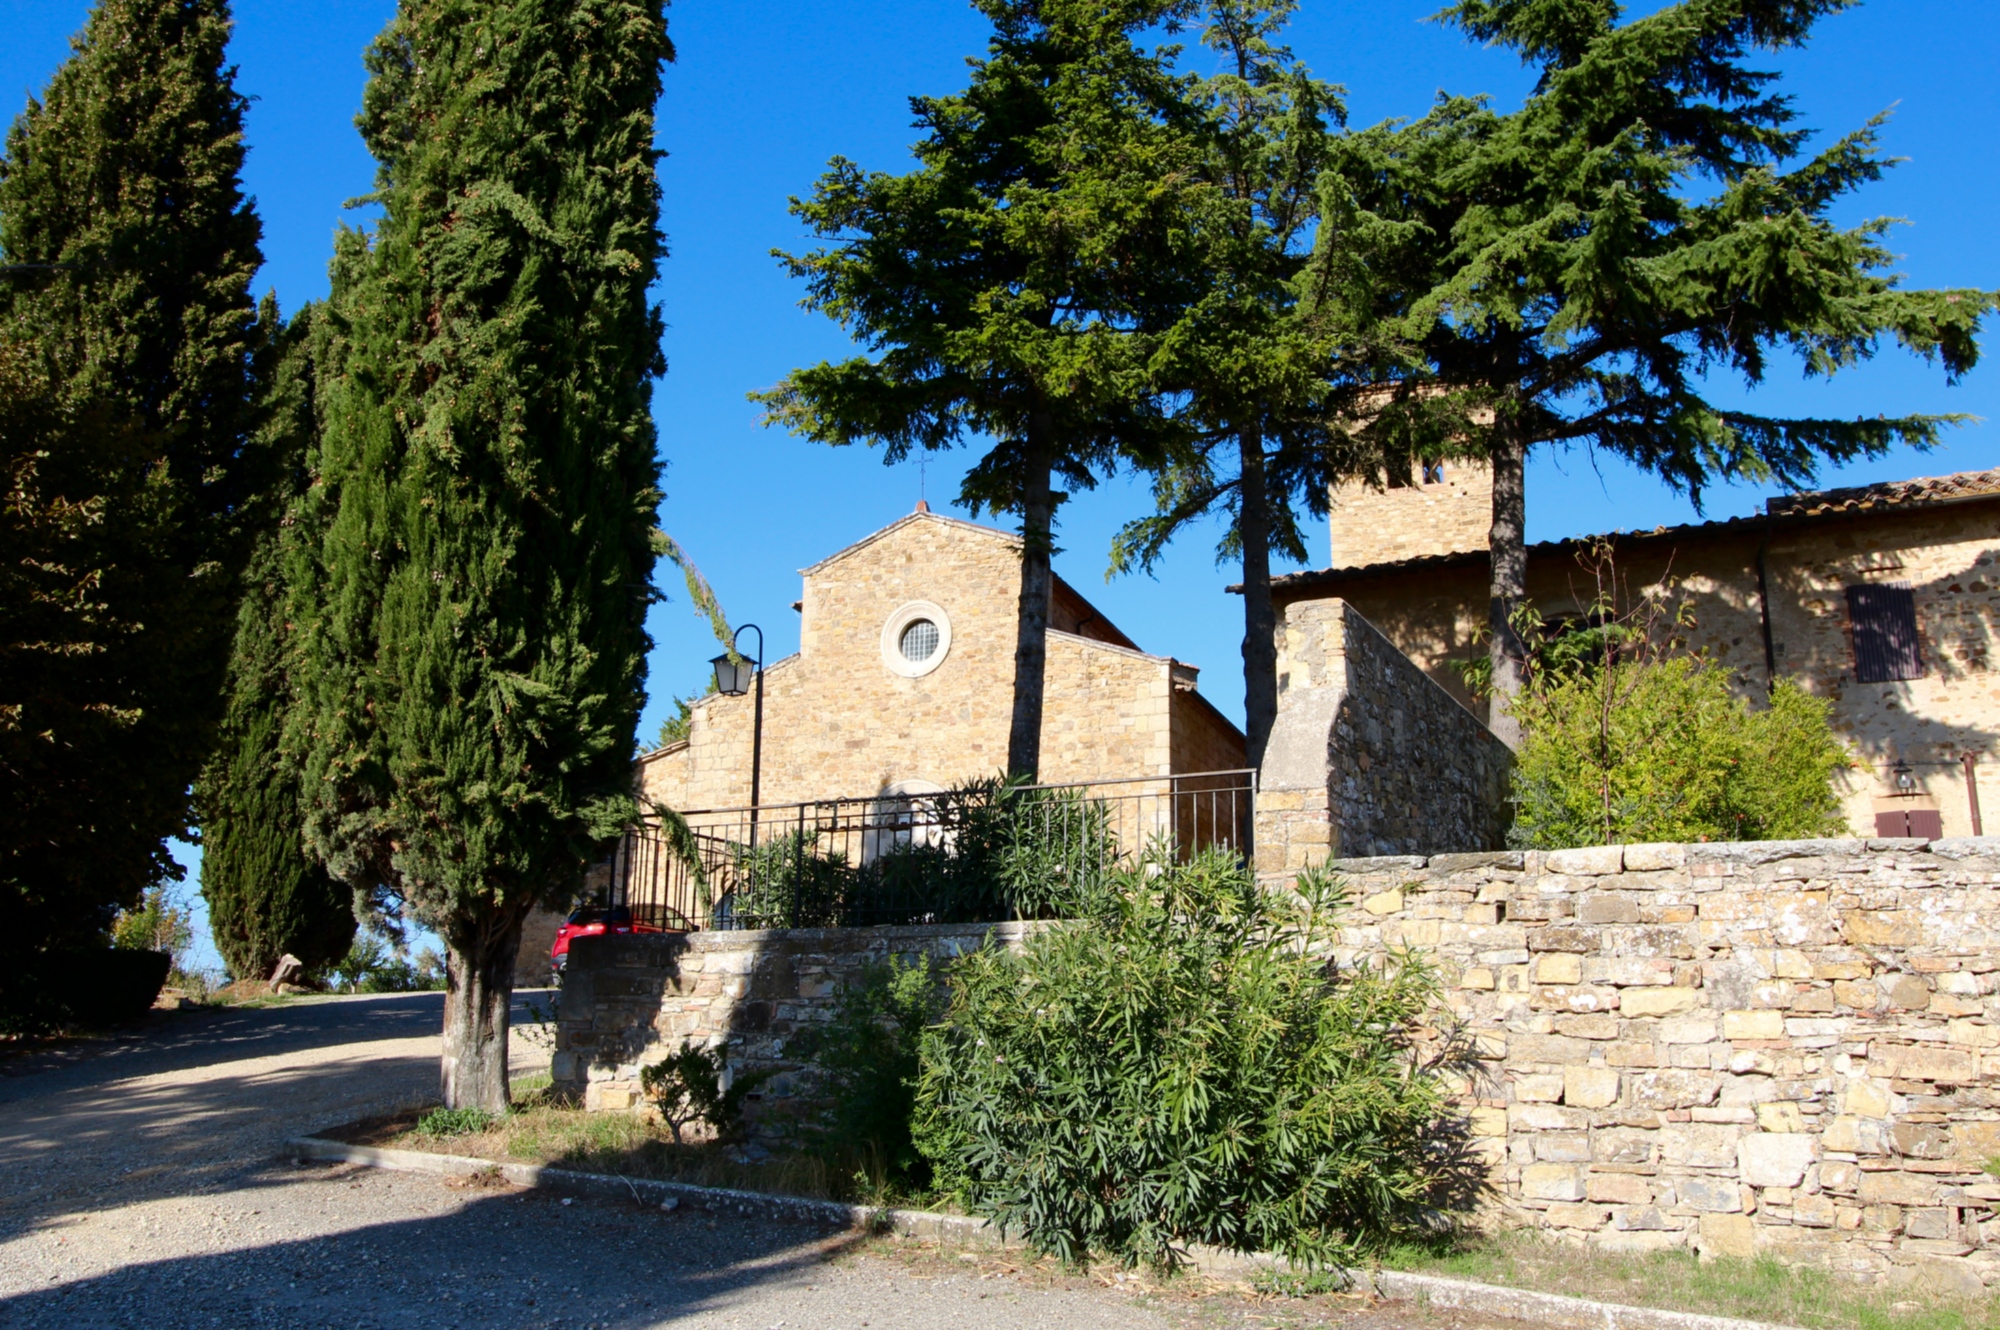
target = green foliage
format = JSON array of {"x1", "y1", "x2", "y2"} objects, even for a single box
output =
[
  {"x1": 329, "y1": 931, "x2": 446, "y2": 993},
  {"x1": 286, "y1": 0, "x2": 675, "y2": 1107},
  {"x1": 415, "y1": 1106, "x2": 497, "y2": 1138},
  {"x1": 110, "y1": 883, "x2": 196, "y2": 972},
  {"x1": 914, "y1": 851, "x2": 1465, "y2": 1271},
  {"x1": 790, "y1": 955, "x2": 946, "y2": 1190},
  {"x1": 196, "y1": 305, "x2": 355, "y2": 983},
  {"x1": 756, "y1": 0, "x2": 1197, "y2": 776},
  {"x1": 717, "y1": 779, "x2": 1121, "y2": 929},
  {"x1": 653, "y1": 679, "x2": 717, "y2": 750},
  {"x1": 1508, "y1": 660, "x2": 1850, "y2": 849},
  {"x1": 0, "y1": 0, "x2": 267, "y2": 955},
  {"x1": 640, "y1": 1042, "x2": 771, "y2": 1146}
]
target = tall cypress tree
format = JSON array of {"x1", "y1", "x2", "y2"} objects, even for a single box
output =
[
  {"x1": 756, "y1": 0, "x2": 1194, "y2": 779},
  {"x1": 296, "y1": 0, "x2": 670, "y2": 1109},
  {"x1": 197, "y1": 305, "x2": 354, "y2": 983},
  {"x1": 0, "y1": 0, "x2": 264, "y2": 952}
]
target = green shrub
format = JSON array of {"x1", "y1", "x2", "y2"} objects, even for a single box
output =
[
  {"x1": 328, "y1": 932, "x2": 447, "y2": 993},
  {"x1": 111, "y1": 883, "x2": 195, "y2": 971},
  {"x1": 415, "y1": 1106, "x2": 496, "y2": 1137},
  {"x1": 913, "y1": 849, "x2": 1465, "y2": 1271},
  {"x1": 790, "y1": 955, "x2": 945, "y2": 1191},
  {"x1": 640, "y1": 1042, "x2": 771, "y2": 1144},
  {"x1": 1508, "y1": 660, "x2": 1850, "y2": 849}
]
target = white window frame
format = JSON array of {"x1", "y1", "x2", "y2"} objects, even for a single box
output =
[{"x1": 880, "y1": 600, "x2": 952, "y2": 678}]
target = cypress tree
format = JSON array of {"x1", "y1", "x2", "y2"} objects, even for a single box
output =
[
  {"x1": 296, "y1": 0, "x2": 671, "y2": 1109},
  {"x1": 197, "y1": 305, "x2": 354, "y2": 983},
  {"x1": 0, "y1": 0, "x2": 264, "y2": 952}
]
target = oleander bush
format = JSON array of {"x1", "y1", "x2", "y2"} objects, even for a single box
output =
[{"x1": 911, "y1": 848, "x2": 1472, "y2": 1271}]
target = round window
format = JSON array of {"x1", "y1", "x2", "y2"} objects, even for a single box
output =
[
  {"x1": 899, "y1": 618, "x2": 940, "y2": 663},
  {"x1": 880, "y1": 600, "x2": 951, "y2": 678}
]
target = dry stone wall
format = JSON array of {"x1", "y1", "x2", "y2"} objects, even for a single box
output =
[
  {"x1": 550, "y1": 922, "x2": 1033, "y2": 1123},
  {"x1": 1331, "y1": 836, "x2": 2000, "y2": 1290}
]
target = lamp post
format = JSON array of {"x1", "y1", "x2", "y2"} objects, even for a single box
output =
[{"x1": 710, "y1": 624, "x2": 765, "y2": 844}]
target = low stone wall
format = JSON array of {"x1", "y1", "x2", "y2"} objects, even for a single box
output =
[
  {"x1": 1257, "y1": 599, "x2": 1512, "y2": 873},
  {"x1": 550, "y1": 922, "x2": 1031, "y2": 1117},
  {"x1": 1330, "y1": 836, "x2": 2000, "y2": 1290}
]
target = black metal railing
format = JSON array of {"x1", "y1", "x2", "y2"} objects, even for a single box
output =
[{"x1": 605, "y1": 770, "x2": 1255, "y2": 932}]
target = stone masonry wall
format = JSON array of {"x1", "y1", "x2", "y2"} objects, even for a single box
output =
[
  {"x1": 1330, "y1": 836, "x2": 2000, "y2": 1290},
  {"x1": 551, "y1": 922, "x2": 1034, "y2": 1124},
  {"x1": 1257, "y1": 598, "x2": 1512, "y2": 875}
]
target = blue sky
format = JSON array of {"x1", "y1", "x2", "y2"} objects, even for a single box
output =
[{"x1": 4, "y1": 0, "x2": 1994, "y2": 971}]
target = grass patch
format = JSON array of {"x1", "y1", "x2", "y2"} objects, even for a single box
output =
[
  {"x1": 1379, "y1": 1229, "x2": 1997, "y2": 1330},
  {"x1": 345, "y1": 1092, "x2": 912, "y2": 1206}
]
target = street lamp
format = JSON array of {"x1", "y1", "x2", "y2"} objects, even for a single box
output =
[{"x1": 710, "y1": 624, "x2": 765, "y2": 842}]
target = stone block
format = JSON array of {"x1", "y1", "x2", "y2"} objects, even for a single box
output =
[
  {"x1": 1740, "y1": 1133, "x2": 1816, "y2": 1188},
  {"x1": 1534, "y1": 953, "x2": 1583, "y2": 985},
  {"x1": 1870, "y1": 1044, "x2": 1980, "y2": 1083},
  {"x1": 1755, "y1": 1103, "x2": 1806, "y2": 1133},
  {"x1": 1820, "y1": 1160, "x2": 1860, "y2": 1193},
  {"x1": 1858, "y1": 1171, "x2": 1939, "y2": 1207},
  {"x1": 1843, "y1": 911, "x2": 1924, "y2": 947},
  {"x1": 1793, "y1": 1193, "x2": 1837, "y2": 1228},
  {"x1": 1884, "y1": 975, "x2": 1934, "y2": 1009},
  {"x1": 1948, "y1": 1019, "x2": 2000, "y2": 1048},
  {"x1": 1460, "y1": 967, "x2": 1496, "y2": 990},
  {"x1": 1623, "y1": 843, "x2": 1687, "y2": 872},
  {"x1": 1468, "y1": 1106, "x2": 1509, "y2": 1138},
  {"x1": 1521, "y1": 1163, "x2": 1587, "y2": 1202},
  {"x1": 1823, "y1": 1116, "x2": 1890, "y2": 1156},
  {"x1": 1661, "y1": 1015, "x2": 1719, "y2": 1045},
  {"x1": 1891, "y1": 1123, "x2": 1952, "y2": 1160},
  {"x1": 1630, "y1": 1069, "x2": 1721, "y2": 1110},
  {"x1": 1844, "y1": 1079, "x2": 1894, "y2": 1119},
  {"x1": 1952, "y1": 1119, "x2": 2000, "y2": 1163},
  {"x1": 1528, "y1": 926, "x2": 1594, "y2": 953},
  {"x1": 1548, "y1": 846, "x2": 1625, "y2": 876},
  {"x1": 1722, "y1": 1009, "x2": 1785, "y2": 1040},
  {"x1": 1622, "y1": 988, "x2": 1700, "y2": 1018},
  {"x1": 1589, "y1": 1173, "x2": 1653, "y2": 1205},
  {"x1": 1594, "y1": 1128, "x2": 1658, "y2": 1166},
  {"x1": 1362, "y1": 889, "x2": 1405, "y2": 916},
  {"x1": 1681, "y1": 1176, "x2": 1744, "y2": 1212},
  {"x1": 1537, "y1": 1132, "x2": 1594, "y2": 1163},
  {"x1": 1588, "y1": 957, "x2": 1676, "y2": 987},
  {"x1": 1580, "y1": 895, "x2": 1642, "y2": 925},
  {"x1": 1514, "y1": 1074, "x2": 1565, "y2": 1103},
  {"x1": 1512, "y1": 1104, "x2": 1591, "y2": 1132},
  {"x1": 1832, "y1": 979, "x2": 1881, "y2": 1010},
  {"x1": 1545, "y1": 1202, "x2": 1609, "y2": 1229},
  {"x1": 1661, "y1": 1123, "x2": 1744, "y2": 1169},
  {"x1": 1555, "y1": 1013, "x2": 1620, "y2": 1041},
  {"x1": 1904, "y1": 1208, "x2": 1955, "y2": 1241},
  {"x1": 1697, "y1": 1213, "x2": 1758, "y2": 1259},
  {"x1": 1566, "y1": 1066, "x2": 1621, "y2": 1109}
]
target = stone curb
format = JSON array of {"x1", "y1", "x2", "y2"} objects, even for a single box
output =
[{"x1": 290, "y1": 1136, "x2": 1802, "y2": 1330}]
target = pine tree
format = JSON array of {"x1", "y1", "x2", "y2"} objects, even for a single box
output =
[
  {"x1": 197, "y1": 305, "x2": 354, "y2": 983},
  {"x1": 1110, "y1": 0, "x2": 1376, "y2": 768},
  {"x1": 295, "y1": 0, "x2": 671, "y2": 1109},
  {"x1": 755, "y1": 0, "x2": 1195, "y2": 779},
  {"x1": 1356, "y1": 0, "x2": 1996, "y2": 743},
  {"x1": 0, "y1": 0, "x2": 264, "y2": 952}
]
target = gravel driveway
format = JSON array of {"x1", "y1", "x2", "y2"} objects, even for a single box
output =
[
  {"x1": 0, "y1": 995, "x2": 1529, "y2": 1330},
  {"x1": 0, "y1": 994, "x2": 1180, "y2": 1328}
]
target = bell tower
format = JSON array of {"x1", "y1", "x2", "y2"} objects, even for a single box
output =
[{"x1": 1327, "y1": 459, "x2": 1493, "y2": 570}]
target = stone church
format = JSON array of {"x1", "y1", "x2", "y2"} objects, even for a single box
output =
[
  {"x1": 638, "y1": 505, "x2": 1246, "y2": 812},
  {"x1": 1265, "y1": 463, "x2": 2000, "y2": 839}
]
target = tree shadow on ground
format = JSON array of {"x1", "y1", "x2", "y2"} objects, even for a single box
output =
[{"x1": 0, "y1": 1161, "x2": 869, "y2": 1330}]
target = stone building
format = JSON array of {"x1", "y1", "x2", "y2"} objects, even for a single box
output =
[
  {"x1": 638, "y1": 506, "x2": 1245, "y2": 812},
  {"x1": 1263, "y1": 465, "x2": 2000, "y2": 838}
]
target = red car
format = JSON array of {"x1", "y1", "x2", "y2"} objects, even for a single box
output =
[{"x1": 549, "y1": 904, "x2": 688, "y2": 979}]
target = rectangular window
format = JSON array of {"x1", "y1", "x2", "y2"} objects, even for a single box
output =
[
  {"x1": 1421, "y1": 461, "x2": 1445, "y2": 485},
  {"x1": 1847, "y1": 583, "x2": 1923, "y2": 683}
]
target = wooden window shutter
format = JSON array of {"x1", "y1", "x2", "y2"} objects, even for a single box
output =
[{"x1": 1847, "y1": 583, "x2": 1923, "y2": 683}]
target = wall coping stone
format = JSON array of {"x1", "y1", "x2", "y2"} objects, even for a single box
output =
[
  {"x1": 1328, "y1": 855, "x2": 1430, "y2": 873},
  {"x1": 1428, "y1": 851, "x2": 1526, "y2": 873},
  {"x1": 1931, "y1": 836, "x2": 2000, "y2": 860}
]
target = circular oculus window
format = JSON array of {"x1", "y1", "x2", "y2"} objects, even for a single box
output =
[{"x1": 880, "y1": 600, "x2": 952, "y2": 678}]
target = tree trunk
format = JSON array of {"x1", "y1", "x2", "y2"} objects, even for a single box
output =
[
  {"x1": 1486, "y1": 421, "x2": 1529, "y2": 749},
  {"x1": 1237, "y1": 426, "x2": 1279, "y2": 770},
  {"x1": 1007, "y1": 427, "x2": 1055, "y2": 781},
  {"x1": 441, "y1": 901, "x2": 529, "y2": 1112}
]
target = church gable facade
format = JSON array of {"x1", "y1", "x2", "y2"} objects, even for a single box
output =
[{"x1": 640, "y1": 509, "x2": 1245, "y2": 812}]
